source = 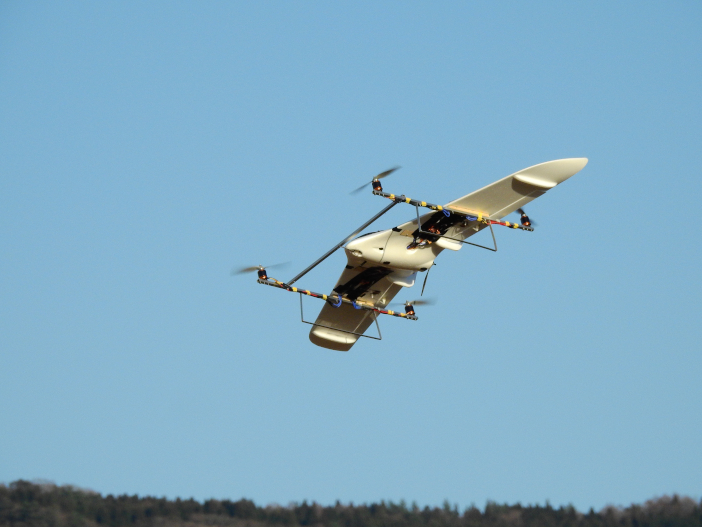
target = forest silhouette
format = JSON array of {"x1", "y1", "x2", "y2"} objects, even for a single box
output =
[{"x1": 1, "y1": 480, "x2": 700, "y2": 527}]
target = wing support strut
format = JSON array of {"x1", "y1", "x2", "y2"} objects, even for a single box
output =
[
  {"x1": 299, "y1": 294, "x2": 383, "y2": 341},
  {"x1": 287, "y1": 200, "x2": 400, "y2": 285}
]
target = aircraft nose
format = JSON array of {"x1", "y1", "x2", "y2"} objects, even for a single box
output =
[{"x1": 344, "y1": 231, "x2": 391, "y2": 263}]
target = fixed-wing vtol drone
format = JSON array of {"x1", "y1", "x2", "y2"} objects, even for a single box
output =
[{"x1": 238, "y1": 158, "x2": 588, "y2": 351}]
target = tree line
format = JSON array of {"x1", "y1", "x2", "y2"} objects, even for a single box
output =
[{"x1": 1, "y1": 480, "x2": 700, "y2": 527}]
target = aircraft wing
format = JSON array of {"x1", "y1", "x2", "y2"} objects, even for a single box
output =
[
  {"x1": 390, "y1": 158, "x2": 589, "y2": 245},
  {"x1": 444, "y1": 158, "x2": 588, "y2": 219},
  {"x1": 308, "y1": 265, "x2": 404, "y2": 351}
]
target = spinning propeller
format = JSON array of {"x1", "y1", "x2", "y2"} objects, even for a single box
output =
[
  {"x1": 231, "y1": 262, "x2": 290, "y2": 280},
  {"x1": 517, "y1": 208, "x2": 536, "y2": 227},
  {"x1": 389, "y1": 298, "x2": 437, "y2": 316},
  {"x1": 350, "y1": 166, "x2": 400, "y2": 195}
]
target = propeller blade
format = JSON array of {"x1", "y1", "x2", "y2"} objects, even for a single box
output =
[
  {"x1": 375, "y1": 166, "x2": 400, "y2": 180},
  {"x1": 350, "y1": 181, "x2": 371, "y2": 195},
  {"x1": 409, "y1": 298, "x2": 437, "y2": 307},
  {"x1": 230, "y1": 261, "x2": 290, "y2": 276},
  {"x1": 349, "y1": 166, "x2": 400, "y2": 195},
  {"x1": 389, "y1": 297, "x2": 437, "y2": 307},
  {"x1": 231, "y1": 265, "x2": 260, "y2": 275},
  {"x1": 421, "y1": 263, "x2": 434, "y2": 296}
]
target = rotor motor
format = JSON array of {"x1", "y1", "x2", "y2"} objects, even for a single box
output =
[{"x1": 518, "y1": 208, "x2": 532, "y2": 227}]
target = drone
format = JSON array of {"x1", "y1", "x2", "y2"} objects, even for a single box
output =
[{"x1": 237, "y1": 158, "x2": 588, "y2": 351}]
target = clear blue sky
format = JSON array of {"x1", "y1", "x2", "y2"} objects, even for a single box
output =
[{"x1": 1, "y1": 1, "x2": 700, "y2": 513}]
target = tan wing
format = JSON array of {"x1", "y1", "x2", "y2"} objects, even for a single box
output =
[
  {"x1": 308, "y1": 265, "x2": 403, "y2": 352},
  {"x1": 445, "y1": 158, "x2": 588, "y2": 219}
]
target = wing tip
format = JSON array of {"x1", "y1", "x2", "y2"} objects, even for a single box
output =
[
  {"x1": 570, "y1": 157, "x2": 588, "y2": 170},
  {"x1": 309, "y1": 327, "x2": 355, "y2": 351}
]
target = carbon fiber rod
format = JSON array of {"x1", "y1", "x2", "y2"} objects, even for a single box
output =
[{"x1": 287, "y1": 199, "x2": 399, "y2": 285}]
